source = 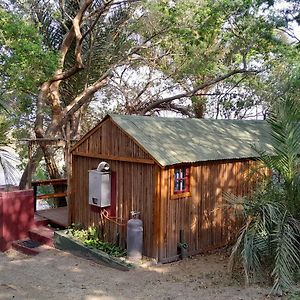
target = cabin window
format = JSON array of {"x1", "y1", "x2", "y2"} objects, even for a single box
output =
[{"x1": 171, "y1": 166, "x2": 191, "y2": 199}]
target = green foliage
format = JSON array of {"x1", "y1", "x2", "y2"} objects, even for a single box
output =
[
  {"x1": 257, "y1": 98, "x2": 300, "y2": 216},
  {"x1": 0, "y1": 8, "x2": 58, "y2": 94},
  {"x1": 127, "y1": 0, "x2": 300, "y2": 118},
  {"x1": 229, "y1": 97, "x2": 300, "y2": 294},
  {"x1": 67, "y1": 225, "x2": 126, "y2": 257},
  {"x1": 0, "y1": 105, "x2": 19, "y2": 185},
  {"x1": 229, "y1": 191, "x2": 300, "y2": 293},
  {"x1": 0, "y1": 7, "x2": 58, "y2": 159},
  {"x1": 0, "y1": 146, "x2": 19, "y2": 185},
  {"x1": 139, "y1": 0, "x2": 282, "y2": 79},
  {"x1": 271, "y1": 214, "x2": 300, "y2": 293}
]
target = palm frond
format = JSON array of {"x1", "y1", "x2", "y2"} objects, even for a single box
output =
[
  {"x1": 255, "y1": 97, "x2": 300, "y2": 215},
  {"x1": 268, "y1": 98, "x2": 300, "y2": 184},
  {"x1": 228, "y1": 186, "x2": 300, "y2": 292},
  {"x1": 271, "y1": 214, "x2": 300, "y2": 293},
  {"x1": 59, "y1": 1, "x2": 134, "y2": 107},
  {"x1": 0, "y1": 146, "x2": 19, "y2": 186}
]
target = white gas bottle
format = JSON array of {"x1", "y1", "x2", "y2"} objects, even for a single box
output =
[{"x1": 127, "y1": 211, "x2": 143, "y2": 260}]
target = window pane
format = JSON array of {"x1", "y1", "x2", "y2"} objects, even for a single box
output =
[
  {"x1": 174, "y1": 179, "x2": 180, "y2": 191},
  {"x1": 182, "y1": 179, "x2": 185, "y2": 190},
  {"x1": 174, "y1": 167, "x2": 189, "y2": 194}
]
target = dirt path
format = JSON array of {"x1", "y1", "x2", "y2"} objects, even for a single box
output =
[{"x1": 0, "y1": 249, "x2": 286, "y2": 300}]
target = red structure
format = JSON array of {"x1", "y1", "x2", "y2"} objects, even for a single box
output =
[{"x1": 0, "y1": 189, "x2": 34, "y2": 251}]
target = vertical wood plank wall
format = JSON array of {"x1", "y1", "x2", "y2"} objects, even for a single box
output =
[
  {"x1": 158, "y1": 160, "x2": 258, "y2": 262},
  {"x1": 70, "y1": 118, "x2": 158, "y2": 258},
  {"x1": 71, "y1": 116, "x2": 263, "y2": 262}
]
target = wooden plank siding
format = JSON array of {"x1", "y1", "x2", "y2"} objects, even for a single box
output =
[
  {"x1": 70, "y1": 118, "x2": 158, "y2": 258},
  {"x1": 71, "y1": 157, "x2": 158, "y2": 258},
  {"x1": 157, "y1": 159, "x2": 259, "y2": 262},
  {"x1": 70, "y1": 116, "x2": 265, "y2": 263},
  {"x1": 73, "y1": 118, "x2": 153, "y2": 162}
]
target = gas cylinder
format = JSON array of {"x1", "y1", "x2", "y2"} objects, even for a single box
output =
[{"x1": 127, "y1": 211, "x2": 143, "y2": 260}]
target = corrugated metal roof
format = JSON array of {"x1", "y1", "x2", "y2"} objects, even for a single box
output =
[{"x1": 110, "y1": 114, "x2": 274, "y2": 167}]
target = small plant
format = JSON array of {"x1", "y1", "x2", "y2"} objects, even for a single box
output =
[{"x1": 67, "y1": 225, "x2": 126, "y2": 257}]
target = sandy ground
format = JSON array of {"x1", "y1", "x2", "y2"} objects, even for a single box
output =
[{"x1": 0, "y1": 248, "x2": 293, "y2": 300}]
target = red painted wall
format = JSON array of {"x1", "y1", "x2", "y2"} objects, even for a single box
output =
[{"x1": 0, "y1": 189, "x2": 34, "y2": 251}]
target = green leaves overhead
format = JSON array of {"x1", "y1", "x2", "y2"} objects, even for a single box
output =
[
  {"x1": 0, "y1": 8, "x2": 58, "y2": 94},
  {"x1": 140, "y1": 0, "x2": 282, "y2": 80}
]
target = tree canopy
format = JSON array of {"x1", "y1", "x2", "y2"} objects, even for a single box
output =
[
  {"x1": 0, "y1": 0, "x2": 299, "y2": 184},
  {"x1": 0, "y1": 8, "x2": 57, "y2": 102}
]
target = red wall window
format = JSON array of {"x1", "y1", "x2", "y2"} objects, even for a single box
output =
[{"x1": 174, "y1": 167, "x2": 190, "y2": 194}]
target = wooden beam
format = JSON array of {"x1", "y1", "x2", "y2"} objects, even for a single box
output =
[
  {"x1": 32, "y1": 178, "x2": 67, "y2": 186},
  {"x1": 153, "y1": 166, "x2": 161, "y2": 260},
  {"x1": 73, "y1": 151, "x2": 155, "y2": 165},
  {"x1": 36, "y1": 192, "x2": 67, "y2": 200},
  {"x1": 21, "y1": 138, "x2": 66, "y2": 141},
  {"x1": 20, "y1": 138, "x2": 67, "y2": 147}
]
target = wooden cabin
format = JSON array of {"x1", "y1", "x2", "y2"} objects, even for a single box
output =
[{"x1": 70, "y1": 114, "x2": 272, "y2": 263}]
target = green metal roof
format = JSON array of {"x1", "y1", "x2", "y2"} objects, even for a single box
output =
[{"x1": 110, "y1": 114, "x2": 274, "y2": 167}]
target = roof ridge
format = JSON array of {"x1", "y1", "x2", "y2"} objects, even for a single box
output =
[{"x1": 110, "y1": 113, "x2": 266, "y2": 123}]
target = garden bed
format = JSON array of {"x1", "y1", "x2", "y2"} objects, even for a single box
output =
[{"x1": 54, "y1": 230, "x2": 133, "y2": 271}]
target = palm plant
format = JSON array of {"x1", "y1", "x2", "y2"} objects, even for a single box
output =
[
  {"x1": 228, "y1": 187, "x2": 300, "y2": 293},
  {"x1": 0, "y1": 147, "x2": 19, "y2": 186},
  {"x1": 229, "y1": 97, "x2": 300, "y2": 294},
  {"x1": 0, "y1": 107, "x2": 19, "y2": 186},
  {"x1": 258, "y1": 97, "x2": 300, "y2": 215}
]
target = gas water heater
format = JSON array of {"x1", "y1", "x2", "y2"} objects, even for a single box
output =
[{"x1": 88, "y1": 161, "x2": 111, "y2": 208}]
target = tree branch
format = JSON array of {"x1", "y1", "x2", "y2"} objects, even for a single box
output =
[
  {"x1": 82, "y1": 0, "x2": 115, "y2": 40},
  {"x1": 47, "y1": 0, "x2": 93, "y2": 85},
  {"x1": 278, "y1": 27, "x2": 300, "y2": 44},
  {"x1": 45, "y1": 70, "x2": 111, "y2": 136},
  {"x1": 140, "y1": 68, "x2": 260, "y2": 114},
  {"x1": 156, "y1": 103, "x2": 193, "y2": 117},
  {"x1": 35, "y1": 0, "x2": 94, "y2": 139}
]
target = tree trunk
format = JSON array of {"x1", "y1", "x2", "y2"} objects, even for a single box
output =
[
  {"x1": 41, "y1": 146, "x2": 61, "y2": 179},
  {"x1": 19, "y1": 145, "x2": 67, "y2": 207},
  {"x1": 41, "y1": 145, "x2": 67, "y2": 207},
  {"x1": 193, "y1": 100, "x2": 205, "y2": 118},
  {"x1": 19, "y1": 148, "x2": 44, "y2": 190}
]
